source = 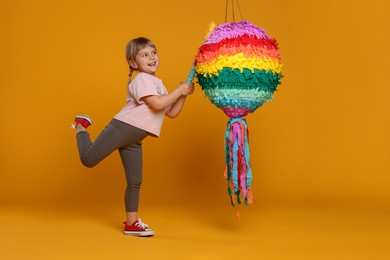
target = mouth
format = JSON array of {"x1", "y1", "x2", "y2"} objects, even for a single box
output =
[{"x1": 148, "y1": 62, "x2": 157, "y2": 66}]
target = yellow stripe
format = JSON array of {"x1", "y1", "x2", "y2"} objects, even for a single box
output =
[{"x1": 195, "y1": 53, "x2": 283, "y2": 76}]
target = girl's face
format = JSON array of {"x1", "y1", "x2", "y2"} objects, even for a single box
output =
[{"x1": 131, "y1": 46, "x2": 159, "y2": 75}]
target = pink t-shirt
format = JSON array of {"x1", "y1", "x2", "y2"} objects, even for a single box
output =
[{"x1": 114, "y1": 72, "x2": 171, "y2": 137}]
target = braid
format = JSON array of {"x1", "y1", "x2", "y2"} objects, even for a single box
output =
[{"x1": 128, "y1": 67, "x2": 134, "y2": 84}]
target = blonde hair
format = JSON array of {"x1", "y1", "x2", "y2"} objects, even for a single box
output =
[{"x1": 125, "y1": 37, "x2": 156, "y2": 83}]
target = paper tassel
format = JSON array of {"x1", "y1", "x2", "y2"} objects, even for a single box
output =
[{"x1": 224, "y1": 117, "x2": 253, "y2": 207}]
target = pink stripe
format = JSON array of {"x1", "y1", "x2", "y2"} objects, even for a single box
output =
[
  {"x1": 221, "y1": 108, "x2": 252, "y2": 118},
  {"x1": 204, "y1": 21, "x2": 271, "y2": 44}
]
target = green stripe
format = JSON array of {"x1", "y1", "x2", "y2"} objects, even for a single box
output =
[{"x1": 197, "y1": 68, "x2": 282, "y2": 92}]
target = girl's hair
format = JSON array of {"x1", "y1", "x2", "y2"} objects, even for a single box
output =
[{"x1": 126, "y1": 37, "x2": 156, "y2": 83}]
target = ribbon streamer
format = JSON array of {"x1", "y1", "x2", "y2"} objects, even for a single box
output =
[{"x1": 224, "y1": 118, "x2": 253, "y2": 207}]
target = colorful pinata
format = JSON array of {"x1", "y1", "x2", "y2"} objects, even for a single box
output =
[{"x1": 194, "y1": 20, "x2": 283, "y2": 208}]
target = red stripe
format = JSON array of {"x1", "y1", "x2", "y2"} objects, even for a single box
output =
[{"x1": 198, "y1": 34, "x2": 279, "y2": 54}]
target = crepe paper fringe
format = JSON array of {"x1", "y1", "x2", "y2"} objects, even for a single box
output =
[
  {"x1": 204, "y1": 20, "x2": 271, "y2": 44},
  {"x1": 198, "y1": 67, "x2": 280, "y2": 116},
  {"x1": 197, "y1": 68, "x2": 282, "y2": 92},
  {"x1": 205, "y1": 89, "x2": 273, "y2": 104},
  {"x1": 203, "y1": 89, "x2": 274, "y2": 117},
  {"x1": 196, "y1": 34, "x2": 281, "y2": 63},
  {"x1": 236, "y1": 209, "x2": 241, "y2": 220},
  {"x1": 193, "y1": 20, "x2": 283, "y2": 209},
  {"x1": 222, "y1": 107, "x2": 252, "y2": 118},
  {"x1": 196, "y1": 53, "x2": 282, "y2": 77},
  {"x1": 214, "y1": 99, "x2": 261, "y2": 117},
  {"x1": 224, "y1": 117, "x2": 253, "y2": 207},
  {"x1": 204, "y1": 21, "x2": 217, "y2": 40}
]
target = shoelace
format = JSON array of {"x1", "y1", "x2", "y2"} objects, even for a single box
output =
[{"x1": 135, "y1": 219, "x2": 148, "y2": 229}]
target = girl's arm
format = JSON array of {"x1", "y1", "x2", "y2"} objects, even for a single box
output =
[
  {"x1": 143, "y1": 82, "x2": 193, "y2": 115},
  {"x1": 165, "y1": 96, "x2": 187, "y2": 118}
]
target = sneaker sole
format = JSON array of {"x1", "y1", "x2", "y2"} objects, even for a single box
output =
[
  {"x1": 124, "y1": 230, "x2": 154, "y2": 237},
  {"x1": 76, "y1": 115, "x2": 93, "y2": 124}
]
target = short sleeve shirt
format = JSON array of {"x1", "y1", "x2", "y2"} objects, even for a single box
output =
[{"x1": 114, "y1": 72, "x2": 170, "y2": 137}]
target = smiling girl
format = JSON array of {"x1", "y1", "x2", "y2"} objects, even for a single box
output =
[{"x1": 73, "y1": 37, "x2": 194, "y2": 236}]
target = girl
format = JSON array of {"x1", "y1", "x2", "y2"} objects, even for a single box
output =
[{"x1": 74, "y1": 37, "x2": 194, "y2": 236}]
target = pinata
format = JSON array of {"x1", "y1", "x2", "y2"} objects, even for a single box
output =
[{"x1": 192, "y1": 20, "x2": 283, "y2": 209}]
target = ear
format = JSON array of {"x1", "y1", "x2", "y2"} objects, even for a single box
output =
[{"x1": 129, "y1": 60, "x2": 138, "y2": 69}]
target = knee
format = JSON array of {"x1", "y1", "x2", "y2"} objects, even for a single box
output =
[
  {"x1": 80, "y1": 157, "x2": 98, "y2": 168},
  {"x1": 128, "y1": 180, "x2": 142, "y2": 191}
]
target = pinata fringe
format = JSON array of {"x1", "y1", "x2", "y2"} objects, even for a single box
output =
[{"x1": 224, "y1": 117, "x2": 253, "y2": 207}]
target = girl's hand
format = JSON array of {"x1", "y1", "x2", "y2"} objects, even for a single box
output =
[{"x1": 178, "y1": 82, "x2": 195, "y2": 96}]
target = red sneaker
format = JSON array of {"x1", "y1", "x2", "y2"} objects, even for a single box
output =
[
  {"x1": 123, "y1": 219, "x2": 154, "y2": 237},
  {"x1": 74, "y1": 115, "x2": 93, "y2": 128}
]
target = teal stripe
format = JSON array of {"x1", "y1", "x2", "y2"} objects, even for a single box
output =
[
  {"x1": 211, "y1": 98, "x2": 262, "y2": 111},
  {"x1": 203, "y1": 88, "x2": 274, "y2": 104}
]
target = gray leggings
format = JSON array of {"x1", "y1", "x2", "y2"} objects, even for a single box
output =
[{"x1": 76, "y1": 118, "x2": 149, "y2": 212}]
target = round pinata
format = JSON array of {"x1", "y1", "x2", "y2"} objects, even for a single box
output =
[
  {"x1": 195, "y1": 20, "x2": 283, "y2": 118},
  {"x1": 193, "y1": 20, "x2": 283, "y2": 209}
]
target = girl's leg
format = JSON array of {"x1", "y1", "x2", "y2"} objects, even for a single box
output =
[
  {"x1": 76, "y1": 118, "x2": 148, "y2": 225},
  {"x1": 119, "y1": 144, "x2": 143, "y2": 225},
  {"x1": 115, "y1": 122, "x2": 148, "y2": 225},
  {"x1": 76, "y1": 120, "x2": 123, "y2": 167}
]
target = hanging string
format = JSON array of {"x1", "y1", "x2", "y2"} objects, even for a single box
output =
[
  {"x1": 231, "y1": 0, "x2": 235, "y2": 22},
  {"x1": 225, "y1": 0, "x2": 244, "y2": 23},
  {"x1": 235, "y1": 0, "x2": 243, "y2": 20},
  {"x1": 225, "y1": 0, "x2": 228, "y2": 23}
]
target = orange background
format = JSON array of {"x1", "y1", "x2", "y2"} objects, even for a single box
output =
[
  {"x1": 1, "y1": 0, "x2": 390, "y2": 259},
  {"x1": 1, "y1": 0, "x2": 389, "y2": 209}
]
